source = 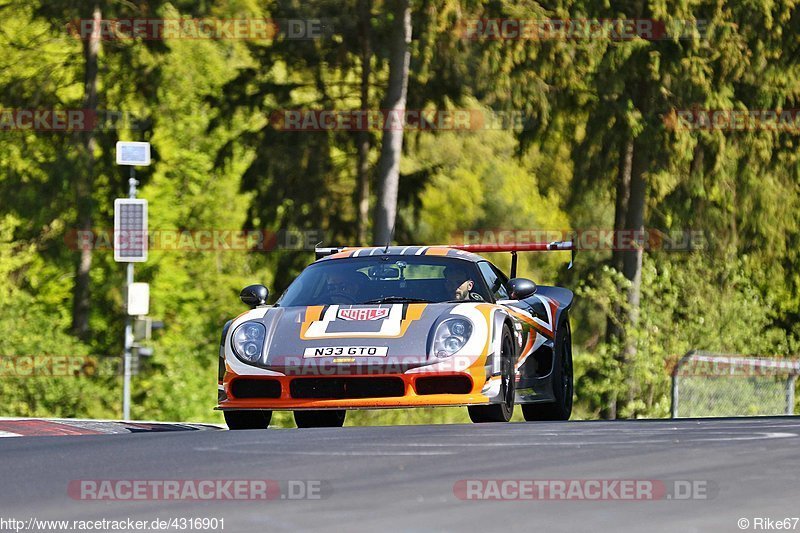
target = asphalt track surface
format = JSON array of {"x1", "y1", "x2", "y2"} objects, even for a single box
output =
[{"x1": 1, "y1": 417, "x2": 799, "y2": 533}]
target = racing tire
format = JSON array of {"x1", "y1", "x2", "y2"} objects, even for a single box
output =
[
  {"x1": 294, "y1": 410, "x2": 347, "y2": 428},
  {"x1": 224, "y1": 410, "x2": 272, "y2": 430},
  {"x1": 522, "y1": 318, "x2": 573, "y2": 421},
  {"x1": 468, "y1": 325, "x2": 516, "y2": 423}
]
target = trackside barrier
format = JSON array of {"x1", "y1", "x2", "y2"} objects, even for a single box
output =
[{"x1": 671, "y1": 351, "x2": 799, "y2": 418}]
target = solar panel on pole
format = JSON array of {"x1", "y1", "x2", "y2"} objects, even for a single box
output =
[{"x1": 114, "y1": 199, "x2": 148, "y2": 262}]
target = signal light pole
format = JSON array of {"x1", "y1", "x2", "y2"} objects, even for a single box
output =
[
  {"x1": 123, "y1": 169, "x2": 137, "y2": 420},
  {"x1": 115, "y1": 142, "x2": 151, "y2": 420}
]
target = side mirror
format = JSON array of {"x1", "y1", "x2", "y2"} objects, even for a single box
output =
[
  {"x1": 240, "y1": 284, "x2": 269, "y2": 308},
  {"x1": 508, "y1": 278, "x2": 537, "y2": 300}
]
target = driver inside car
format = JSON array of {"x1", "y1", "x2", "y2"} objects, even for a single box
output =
[
  {"x1": 443, "y1": 265, "x2": 475, "y2": 301},
  {"x1": 325, "y1": 271, "x2": 362, "y2": 303}
]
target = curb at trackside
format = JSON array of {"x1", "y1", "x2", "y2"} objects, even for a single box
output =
[{"x1": 0, "y1": 417, "x2": 224, "y2": 438}]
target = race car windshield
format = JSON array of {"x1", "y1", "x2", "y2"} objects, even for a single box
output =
[{"x1": 276, "y1": 256, "x2": 491, "y2": 306}]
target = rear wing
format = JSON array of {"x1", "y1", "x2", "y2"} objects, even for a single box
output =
[
  {"x1": 447, "y1": 241, "x2": 575, "y2": 278},
  {"x1": 315, "y1": 247, "x2": 344, "y2": 260},
  {"x1": 314, "y1": 241, "x2": 575, "y2": 278}
]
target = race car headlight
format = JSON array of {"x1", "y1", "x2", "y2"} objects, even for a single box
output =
[
  {"x1": 433, "y1": 318, "x2": 473, "y2": 358},
  {"x1": 231, "y1": 321, "x2": 267, "y2": 363}
]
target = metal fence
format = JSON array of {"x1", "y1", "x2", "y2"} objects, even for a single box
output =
[{"x1": 671, "y1": 351, "x2": 799, "y2": 418}]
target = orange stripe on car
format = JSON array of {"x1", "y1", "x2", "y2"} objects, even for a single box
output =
[
  {"x1": 300, "y1": 304, "x2": 427, "y2": 340},
  {"x1": 328, "y1": 249, "x2": 355, "y2": 259},
  {"x1": 507, "y1": 307, "x2": 551, "y2": 338},
  {"x1": 424, "y1": 247, "x2": 450, "y2": 256},
  {"x1": 475, "y1": 303, "x2": 495, "y2": 364},
  {"x1": 517, "y1": 331, "x2": 534, "y2": 365},
  {"x1": 398, "y1": 303, "x2": 426, "y2": 336},
  {"x1": 300, "y1": 306, "x2": 324, "y2": 337}
]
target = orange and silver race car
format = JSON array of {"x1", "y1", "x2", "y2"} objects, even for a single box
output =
[{"x1": 216, "y1": 243, "x2": 575, "y2": 428}]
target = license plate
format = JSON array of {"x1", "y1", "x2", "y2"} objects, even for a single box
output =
[{"x1": 303, "y1": 346, "x2": 389, "y2": 358}]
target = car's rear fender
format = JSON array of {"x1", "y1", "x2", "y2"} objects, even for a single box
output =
[{"x1": 534, "y1": 285, "x2": 573, "y2": 327}]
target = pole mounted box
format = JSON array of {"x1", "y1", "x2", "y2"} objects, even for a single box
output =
[
  {"x1": 127, "y1": 282, "x2": 150, "y2": 316},
  {"x1": 114, "y1": 199, "x2": 148, "y2": 262},
  {"x1": 116, "y1": 141, "x2": 151, "y2": 166},
  {"x1": 132, "y1": 317, "x2": 164, "y2": 340}
]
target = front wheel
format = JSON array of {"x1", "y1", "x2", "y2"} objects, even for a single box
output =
[
  {"x1": 294, "y1": 410, "x2": 346, "y2": 428},
  {"x1": 468, "y1": 325, "x2": 515, "y2": 423},
  {"x1": 522, "y1": 318, "x2": 573, "y2": 421},
  {"x1": 224, "y1": 410, "x2": 272, "y2": 430}
]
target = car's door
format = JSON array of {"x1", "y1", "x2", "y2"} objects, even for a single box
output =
[
  {"x1": 478, "y1": 261, "x2": 547, "y2": 386},
  {"x1": 475, "y1": 261, "x2": 528, "y2": 377}
]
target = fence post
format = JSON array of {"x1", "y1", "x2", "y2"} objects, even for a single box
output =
[
  {"x1": 671, "y1": 373, "x2": 679, "y2": 419},
  {"x1": 671, "y1": 351, "x2": 694, "y2": 419},
  {"x1": 787, "y1": 375, "x2": 797, "y2": 415}
]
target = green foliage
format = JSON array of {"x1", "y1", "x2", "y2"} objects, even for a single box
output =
[
  {"x1": 402, "y1": 125, "x2": 571, "y2": 282},
  {"x1": 0, "y1": 215, "x2": 117, "y2": 418},
  {"x1": 575, "y1": 253, "x2": 799, "y2": 418}
]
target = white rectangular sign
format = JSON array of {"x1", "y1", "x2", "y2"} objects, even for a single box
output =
[
  {"x1": 127, "y1": 282, "x2": 150, "y2": 316},
  {"x1": 116, "y1": 141, "x2": 151, "y2": 166}
]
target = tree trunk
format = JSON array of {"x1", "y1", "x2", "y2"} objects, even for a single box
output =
[
  {"x1": 602, "y1": 135, "x2": 634, "y2": 419},
  {"x1": 611, "y1": 136, "x2": 634, "y2": 275},
  {"x1": 619, "y1": 139, "x2": 648, "y2": 415},
  {"x1": 373, "y1": 0, "x2": 411, "y2": 246},
  {"x1": 356, "y1": 0, "x2": 372, "y2": 246},
  {"x1": 71, "y1": 4, "x2": 100, "y2": 341},
  {"x1": 606, "y1": 135, "x2": 633, "y2": 342}
]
